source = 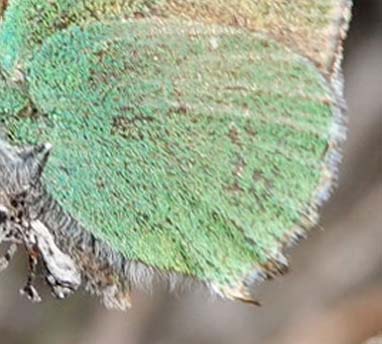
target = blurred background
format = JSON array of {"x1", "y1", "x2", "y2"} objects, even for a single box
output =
[{"x1": 0, "y1": 1, "x2": 381, "y2": 343}]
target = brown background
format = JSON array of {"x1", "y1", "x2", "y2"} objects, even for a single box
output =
[{"x1": 0, "y1": 1, "x2": 381, "y2": 343}]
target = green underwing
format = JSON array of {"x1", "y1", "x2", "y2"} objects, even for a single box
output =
[{"x1": 0, "y1": 0, "x2": 352, "y2": 309}]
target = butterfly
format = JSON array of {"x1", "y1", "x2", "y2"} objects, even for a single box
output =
[{"x1": 0, "y1": 0, "x2": 352, "y2": 309}]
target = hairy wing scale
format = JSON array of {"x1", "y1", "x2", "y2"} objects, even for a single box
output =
[
  {"x1": 0, "y1": 0, "x2": 351, "y2": 75},
  {"x1": 2, "y1": 19, "x2": 335, "y2": 289}
]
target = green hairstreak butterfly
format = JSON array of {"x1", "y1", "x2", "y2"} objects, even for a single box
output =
[{"x1": 0, "y1": 0, "x2": 352, "y2": 309}]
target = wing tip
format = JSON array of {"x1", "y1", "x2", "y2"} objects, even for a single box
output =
[{"x1": 324, "y1": 0, "x2": 353, "y2": 77}]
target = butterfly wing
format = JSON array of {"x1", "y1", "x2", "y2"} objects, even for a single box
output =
[
  {"x1": 0, "y1": 0, "x2": 159, "y2": 73},
  {"x1": 4, "y1": 18, "x2": 342, "y2": 302},
  {"x1": 0, "y1": 0, "x2": 351, "y2": 77},
  {"x1": 160, "y1": 0, "x2": 353, "y2": 75},
  {"x1": 0, "y1": 1, "x2": 351, "y2": 307}
]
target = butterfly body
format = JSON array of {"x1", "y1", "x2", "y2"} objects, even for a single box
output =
[{"x1": 0, "y1": 1, "x2": 352, "y2": 309}]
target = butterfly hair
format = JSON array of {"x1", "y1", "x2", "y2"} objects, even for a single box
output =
[{"x1": 0, "y1": 138, "x2": 205, "y2": 309}]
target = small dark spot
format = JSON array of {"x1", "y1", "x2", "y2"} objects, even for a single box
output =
[
  {"x1": 253, "y1": 171, "x2": 263, "y2": 183},
  {"x1": 53, "y1": 16, "x2": 70, "y2": 31},
  {"x1": 133, "y1": 12, "x2": 145, "y2": 19},
  {"x1": 18, "y1": 190, "x2": 28, "y2": 199},
  {"x1": 18, "y1": 105, "x2": 39, "y2": 120},
  {"x1": 131, "y1": 50, "x2": 139, "y2": 59},
  {"x1": 173, "y1": 104, "x2": 189, "y2": 115},
  {"x1": 111, "y1": 114, "x2": 154, "y2": 140},
  {"x1": 165, "y1": 217, "x2": 173, "y2": 225},
  {"x1": 96, "y1": 178, "x2": 105, "y2": 189},
  {"x1": 245, "y1": 120, "x2": 257, "y2": 137},
  {"x1": 259, "y1": 39, "x2": 270, "y2": 48},
  {"x1": 94, "y1": 49, "x2": 107, "y2": 61},
  {"x1": 253, "y1": 170, "x2": 274, "y2": 190},
  {"x1": 228, "y1": 127, "x2": 242, "y2": 147},
  {"x1": 166, "y1": 103, "x2": 190, "y2": 117},
  {"x1": 211, "y1": 211, "x2": 221, "y2": 221},
  {"x1": 225, "y1": 182, "x2": 245, "y2": 194},
  {"x1": 60, "y1": 165, "x2": 71, "y2": 175},
  {"x1": 0, "y1": 210, "x2": 7, "y2": 223}
]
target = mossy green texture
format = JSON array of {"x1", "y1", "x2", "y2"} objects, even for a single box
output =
[
  {"x1": 0, "y1": 0, "x2": 349, "y2": 77},
  {"x1": 2, "y1": 19, "x2": 334, "y2": 289},
  {"x1": 0, "y1": 79, "x2": 29, "y2": 117},
  {"x1": 160, "y1": 0, "x2": 346, "y2": 71},
  {"x1": 0, "y1": 0, "x2": 161, "y2": 74}
]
